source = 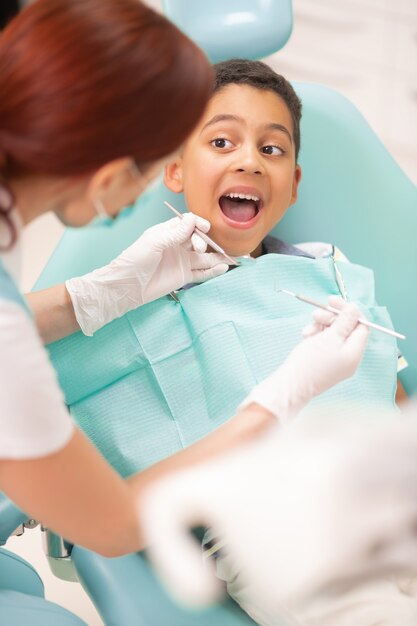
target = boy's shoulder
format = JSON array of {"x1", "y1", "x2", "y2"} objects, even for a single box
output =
[{"x1": 263, "y1": 236, "x2": 348, "y2": 262}]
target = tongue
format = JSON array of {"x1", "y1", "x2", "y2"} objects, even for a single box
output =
[{"x1": 219, "y1": 196, "x2": 257, "y2": 222}]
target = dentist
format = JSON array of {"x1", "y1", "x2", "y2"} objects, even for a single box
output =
[
  {"x1": 0, "y1": 0, "x2": 228, "y2": 556},
  {"x1": 0, "y1": 0, "x2": 367, "y2": 569}
]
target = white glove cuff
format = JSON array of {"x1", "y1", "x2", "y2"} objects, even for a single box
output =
[
  {"x1": 239, "y1": 368, "x2": 308, "y2": 426},
  {"x1": 66, "y1": 276, "x2": 106, "y2": 337}
]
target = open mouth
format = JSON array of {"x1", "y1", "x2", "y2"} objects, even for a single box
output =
[{"x1": 218, "y1": 192, "x2": 262, "y2": 224}]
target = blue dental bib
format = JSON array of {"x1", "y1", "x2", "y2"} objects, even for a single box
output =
[{"x1": 48, "y1": 254, "x2": 398, "y2": 477}]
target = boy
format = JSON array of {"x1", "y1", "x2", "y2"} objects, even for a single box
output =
[
  {"x1": 48, "y1": 60, "x2": 408, "y2": 624},
  {"x1": 164, "y1": 58, "x2": 405, "y2": 394}
]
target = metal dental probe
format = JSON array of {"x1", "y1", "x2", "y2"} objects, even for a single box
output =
[
  {"x1": 278, "y1": 289, "x2": 406, "y2": 340},
  {"x1": 163, "y1": 201, "x2": 240, "y2": 267}
]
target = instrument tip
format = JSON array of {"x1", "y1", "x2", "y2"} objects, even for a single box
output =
[{"x1": 278, "y1": 288, "x2": 296, "y2": 297}]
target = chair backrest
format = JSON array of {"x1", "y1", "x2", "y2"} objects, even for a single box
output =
[
  {"x1": 162, "y1": 0, "x2": 293, "y2": 62},
  {"x1": 276, "y1": 83, "x2": 417, "y2": 394},
  {"x1": 34, "y1": 82, "x2": 417, "y2": 395}
]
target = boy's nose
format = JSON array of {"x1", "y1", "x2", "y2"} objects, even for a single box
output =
[{"x1": 234, "y1": 147, "x2": 264, "y2": 175}]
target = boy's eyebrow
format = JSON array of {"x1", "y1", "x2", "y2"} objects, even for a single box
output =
[
  {"x1": 267, "y1": 123, "x2": 293, "y2": 144},
  {"x1": 201, "y1": 114, "x2": 240, "y2": 133},
  {"x1": 201, "y1": 114, "x2": 292, "y2": 143}
]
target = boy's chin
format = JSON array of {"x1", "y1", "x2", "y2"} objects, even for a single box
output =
[
  {"x1": 221, "y1": 242, "x2": 263, "y2": 258},
  {"x1": 208, "y1": 229, "x2": 264, "y2": 258}
]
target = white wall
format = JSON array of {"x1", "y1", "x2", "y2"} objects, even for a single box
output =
[{"x1": 267, "y1": 0, "x2": 417, "y2": 187}]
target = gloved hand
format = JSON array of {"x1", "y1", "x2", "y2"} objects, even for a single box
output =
[
  {"x1": 140, "y1": 404, "x2": 417, "y2": 617},
  {"x1": 241, "y1": 297, "x2": 369, "y2": 424},
  {"x1": 66, "y1": 213, "x2": 229, "y2": 336}
]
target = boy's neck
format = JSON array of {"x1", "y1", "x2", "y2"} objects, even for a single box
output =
[
  {"x1": 207, "y1": 241, "x2": 263, "y2": 259},
  {"x1": 250, "y1": 242, "x2": 263, "y2": 258}
]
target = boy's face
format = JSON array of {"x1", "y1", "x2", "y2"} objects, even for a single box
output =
[{"x1": 164, "y1": 84, "x2": 301, "y2": 257}]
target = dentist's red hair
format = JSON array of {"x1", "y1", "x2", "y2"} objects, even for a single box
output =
[{"x1": 0, "y1": 0, "x2": 212, "y2": 177}]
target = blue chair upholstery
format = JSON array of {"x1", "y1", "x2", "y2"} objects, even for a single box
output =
[
  {"x1": 0, "y1": 548, "x2": 44, "y2": 597},
  {"x1": 0, "y1": 590, "x2": 87, "y2": 626},
  {"x1": 0, "y1": 548, "x2": 87, "y2": 625},
  {"x1": 163, "y1": 0, "x2": 293, "y2": 62},
  {"x1": 72, "y1": 546, "x2": 258, "y2": 626},
  {"x1": 276, "y1": 83, "x2": 417, "y2": 394}
]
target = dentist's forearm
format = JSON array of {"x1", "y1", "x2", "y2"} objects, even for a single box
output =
[
  {"x1": 27, "y1": 285, "x2": 81, "y2": 344},
  {"x1": 0, "y1": 405, "x2": 274, "y2": 555},
  {"x1": 0, "y1": 428, "x2": 142, "y2": 557}
]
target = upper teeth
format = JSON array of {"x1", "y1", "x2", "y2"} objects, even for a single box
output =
[{"x1": 225, "y1": 192, "x2": 259, "y2": 202}]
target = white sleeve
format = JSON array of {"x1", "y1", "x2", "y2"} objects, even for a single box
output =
[{"x1": 0, "y1": 300, "x2": 74, "y2": 459}]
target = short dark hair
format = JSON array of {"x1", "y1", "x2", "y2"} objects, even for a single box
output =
[
  {"x1": 213, "y1": 59, "x2": 302, "y2": 161},
  {"x1": 0, "y1": 0, "x2": 20, "y2": 31}
]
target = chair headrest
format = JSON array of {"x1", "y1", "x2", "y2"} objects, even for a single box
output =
[{"x1": 162, "y1": 0, "x2": 293, "y2": 62}]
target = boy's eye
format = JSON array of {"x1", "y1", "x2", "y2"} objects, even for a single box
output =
[
  {"x1": 211, "y1": 138, "x2": 233, "y2": 149},
  {"x1": 261, "y1": 145, "x2": 284, "y2": 156}
]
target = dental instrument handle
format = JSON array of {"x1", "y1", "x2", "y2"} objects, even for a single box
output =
[
  {"x1": 163, "y1": 201, "x2": 239, "y2": 266},
  {"x1": 280, "y1": 290, "x2": 406, "y2": 340},
  {"x1": 188, "y1": 227, "x2": 240, "y2": 267}
]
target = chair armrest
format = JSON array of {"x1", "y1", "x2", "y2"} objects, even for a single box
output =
[{"x1": 0, "y1": 548, "x2": 44, "y2": 597}]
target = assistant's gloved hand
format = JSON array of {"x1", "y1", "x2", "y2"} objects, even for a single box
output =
[
  {"x1": 66, "y1": 213, "x2": 229, "y2": 336},
  {"x1": 140, "y1": 405, "x2": 417, "y2": 616},
  {"x1": 241, "y1": 297, "x2": 369, "y2": 424}
]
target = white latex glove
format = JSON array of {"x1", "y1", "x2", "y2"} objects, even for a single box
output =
[
  {"x1": 241, "y1": 297, "x2": 369, "y2": 424},
  {"x1": 66, "y1": 213, "x2": 229, "y2": 336},
  {"x1": 140, "y1": 404, "x2": 417, "y2": 617}
]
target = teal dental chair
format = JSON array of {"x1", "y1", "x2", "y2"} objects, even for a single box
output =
[
  {"x1": 30, "y1": 84, "x2": 417, "y2": 626},
  {"x1": 3, "y1": 1, "x2": 417, "y2": 625}
]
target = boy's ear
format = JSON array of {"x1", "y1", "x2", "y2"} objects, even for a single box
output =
[
  {"x1": 290, "y1": 165, "x2": 302, "y2": 205},
  {"x1": 164, "y1": 156, "x2": 184, "y2": 194}
]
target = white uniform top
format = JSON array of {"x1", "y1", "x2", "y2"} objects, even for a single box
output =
[{"x1": 0, "y1": 212, "x2": 74, "y2": 459}]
